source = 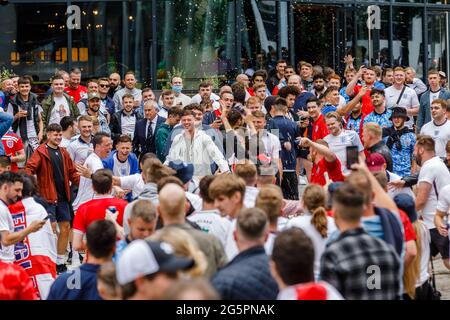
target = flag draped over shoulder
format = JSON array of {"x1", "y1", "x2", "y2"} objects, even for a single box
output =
[{"x1": 9, "y1": 198, "x2": 57, "y2": 300}]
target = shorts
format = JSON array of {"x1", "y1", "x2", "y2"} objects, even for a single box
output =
[
  {"x1": 47, "y1": 201, "x2": 72, "y2": 223},
  {"x1": 430, "y1": 228, "x2": 449, "y2": 259}
]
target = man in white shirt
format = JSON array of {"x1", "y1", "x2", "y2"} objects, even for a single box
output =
[
  {"x1": 59, "y1": 116, "x2": 78, "y2": 148},
  {"x1": 188, "y1": 175, "x2": 231, "y2": 247},
  {"x1": 164, "y1": 110, "x2": 229, "y2": 177},
  {"x1": 420, "y1": 99, "x2": 450, "y2": 158},
  {"x1": 67, "y1": 115, "x2": 94, "y2": 164},
  {"x1": 0, "y1": 172, "x2": 45, "y2": 263},
  {"x1": 72, "y1": 132, "x2": 113, "y2": 211},
  {"x1": 415, "y1": 135, "x2": 450, "y2": 269},
  {"x1": 323, "y1": 112, "x2": 365, "y2": 174},
  {"x1": 252, "y1": 110, "x2": 282, "y2": 179},
  {"x1": 384, "y1": 67, "x2": 420, "y2": 129}
]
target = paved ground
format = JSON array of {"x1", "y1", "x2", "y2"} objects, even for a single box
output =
[{"x1": 434, "y1": 257, "x2": 450, "y2": 299}]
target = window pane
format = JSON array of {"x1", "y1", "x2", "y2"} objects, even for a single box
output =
[
  {"x1": 157, "y1": 0, "x2": 231, "y2": 89},
  {"x1": 0, "y1": 3, "x2": 68, "y2": 81},
  {"x1": 392, "y1": 7, "x2": 423, "y2": 78},
  {"x1": 427, "y1": 13, "x2": 447, "y2": 73}
]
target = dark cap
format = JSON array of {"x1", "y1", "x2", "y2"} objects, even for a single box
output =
[
  {"x1": 389, "y1": 107, "x2": 409, "y2": 121},
  {"x1": 168, "y1": 161, "x2": 194, "y2": 184},
  {"x1": 393, "y1": 193, "x2": 418, "y2": 223}
]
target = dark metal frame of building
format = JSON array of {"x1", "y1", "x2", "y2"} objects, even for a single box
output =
[{"x1": 4, "y1": 0, "x2": 450, "y2": 84}]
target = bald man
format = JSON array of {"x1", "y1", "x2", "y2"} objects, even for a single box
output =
[{"x1": 158, "y1": 183, "x2": 227, "y2": 277}]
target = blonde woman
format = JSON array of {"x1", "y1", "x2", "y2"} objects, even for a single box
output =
[
  {"x1": 149, "y1": 227, "x2": 207, "y2": 278},
  {"x1": 285, "y1": 184, "x2": 337, "y2": 280}
]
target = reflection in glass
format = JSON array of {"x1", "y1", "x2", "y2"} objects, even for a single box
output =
[{"x1": 427, "y1": 13, "x2": 447, "y2": 74}]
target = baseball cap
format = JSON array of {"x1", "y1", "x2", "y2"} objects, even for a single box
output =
[
  {"x1": 116, "y1": 239, "x2": 194, "y2": 285},
  {"x1": 167, "y1": 161, "x2": 194, "y2": 184},
  {"x1": 439, "y1": 71, "x2": 447, "y2": 79},
  {"x1": 393, "y1": 194, "x2": 417, "y2": 223},
  {"x1": 88, "y1": 92, "x2": 101, "y2": 100},
  {"x1": 366, "y1": 153, "x2": 386, "y2": 172}
]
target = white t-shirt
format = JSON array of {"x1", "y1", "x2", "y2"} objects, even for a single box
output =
[
  {"x1": 324, "y1": 130, "x2": 364, "y2": 175},
  {"x1": 384, "y1": 85, "x2": 419, "y2": 128},
  {"x1": 188, "y1": 210, "x2": 231, "y2": 247},
  {"x1": 121, "y1": 113, "x2": 137, "y2": 138},
  {"x1": 0, "y1": 201, "x2": 15, "y2": 263},
  {"x1": 112, "y1": 154, "x2": 131, "y2": 177},
  {"x1": 417, "y1": 156, "x2": 450, "y2": 229},
  {"x1": 120, "y1": 173, "x2": 144, "y2": 200},
  {"x1": 420, "y1": 119, "x2": 450, "y2": 158},
  {"x1": 261, "y1": 131, "x2": 281, "y2": 162},
  {"x1": 286, "y1": 215, "x2": 337, "y2": 280},
  {"x1": 436, "y1": 184, "x2": 450, "y2": 214},
  {"x1": 49, "y1": 96, "x2": 70, "y2": 126},
  {"x1": 67, "y1": 136, "x2": 94, "y2": 165},
  {"x1": 243, "y1": 186, "x2": 259, "y2": 209},
  {"x1": 387, "y1": 171, "x2": 416, "y2": 200},
  {"x1": 429, "y1": 89, "x2": 441, "y2": 106},
  {"x1": 72, "y1": 153, "x2": 104, "y2": 211}
]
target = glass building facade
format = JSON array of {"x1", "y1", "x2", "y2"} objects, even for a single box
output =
[{"x1": 0, "y1": 0, "x2": 449, "y2": 89}]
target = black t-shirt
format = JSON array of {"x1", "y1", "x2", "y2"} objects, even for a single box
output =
[{"x1": 47, "y1": 145, "x2": 67, "y2": 201}]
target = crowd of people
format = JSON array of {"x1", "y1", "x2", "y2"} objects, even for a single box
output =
[{"x1": 0, "y1": 56, "x2": 450, "y2": 300}]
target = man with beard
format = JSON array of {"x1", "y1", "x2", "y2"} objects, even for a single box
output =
[
  {"x1": 363, "y1": 89, "x2": 393, "y2": 131},
  {"x1": 383, "y1": 107, "x2": 416, "y2": 178},
  {"x1": 84, "y1": 93, "x2": 110, "y2": 135},
  {"x1": 113, "y1": 72, "x2": 142, "y2": 112},
  {"x1": 310, "y1": 74, "x2": 327, "y2": 98},
  {"x1": 346, "y1": 65, "x2": 385, "y2": 115},
  {"x1": 108, "y1": 73, "x2": 122, "y2": 100},
  {"x1": 103, "y1": 134, "x2": 139, "y2": 182},
  {"x1": 0, "y1": 172, "x2": 45, "y2": 263},
  {"x1": 414, "y1": 135, "x2": 450, "y2": 269}
]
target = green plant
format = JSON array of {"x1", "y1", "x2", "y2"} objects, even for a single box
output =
[
  {"x1": 162, "y1": 67, "x2": 186, "y2": 90},
  {"x1": 0, "y1": 67, "x2": 14, "y2": 82}
]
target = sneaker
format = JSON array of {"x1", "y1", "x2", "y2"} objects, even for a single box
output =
[
  {"x1": 56, "y1": 264, "x2": 67, "y2": 275},
  {"x1": 298, "y1": 175, "x2": 308, "y2": 185}
]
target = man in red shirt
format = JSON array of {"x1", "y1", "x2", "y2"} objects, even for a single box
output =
[
  {"x1": 1, "y1": 131, "x2": 25, "y2": 172},
  {"x1": 64, "y1": 68, "x2": 88, "y2": 104},
  {"x1": 345, "y1": 65, "x2": 380, "y2": 115},
  {"x1": 299, "y1": 137, "x2": 344, "y2": 186},
  {"x1": 306, "y1": 97, "x2": 329, "y2": 141},
  {"x1": 73, "y1": 169, "x2": 126, "y2": 252}
]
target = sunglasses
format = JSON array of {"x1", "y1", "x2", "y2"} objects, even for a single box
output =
[{"x1": 99, "y1": 84, "x2": 109, "y2": 88}]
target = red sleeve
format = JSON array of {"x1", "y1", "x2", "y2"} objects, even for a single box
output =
[
  {"x1": 15, "y1": 137, "x2": 24, "y2": 151},
  {"x1": 353, "y1": 85, "x2": 361, "y2": 96},
  {"x1": 325, "y1": 157, "x2": 345, "y2": 182},
  {"x1": 18, "y1": 267, "x2": 38, "y2": 300},
  {"x1": 72, "y1": 207, "x2": 86, "y2": 234},
  {"x1": 272, "y1": 86, "x2": 279, "y2": 96},
  {"x1": 399, "y1": 209, "x2": 417, "y2": 242}
]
